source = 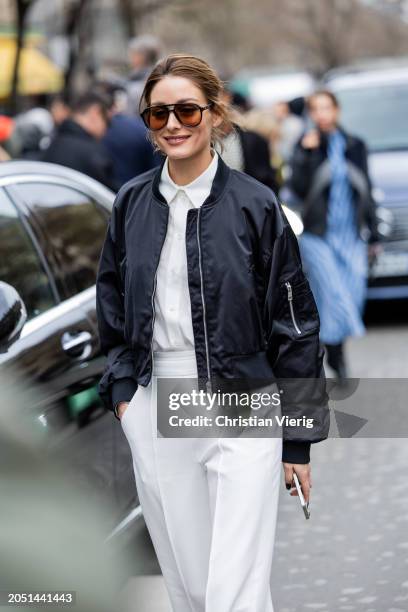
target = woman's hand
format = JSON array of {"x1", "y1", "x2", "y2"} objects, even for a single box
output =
[
  {"x1": 368, "y1": 242, "x2": 383, "y2": 266},
  {"x1": 117, "y1": 401, "x2": 130, "y2": 420},
  {"x1": 301, "y1": 130, "x2": 320, "y2": 150},
  {"x1": 282, "y1": 462, "x2": 312, "y2": 503}
]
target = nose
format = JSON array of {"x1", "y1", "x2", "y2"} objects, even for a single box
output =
[{"x1": 166, "y1": 109, "x2": 182, "y2": 130}]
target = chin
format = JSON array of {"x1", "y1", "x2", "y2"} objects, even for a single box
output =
[{"x1": 162, "y1": 146, "x2": 196, "y2": 161}]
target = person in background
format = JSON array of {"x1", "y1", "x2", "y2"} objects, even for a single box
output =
[
  {"x1": 273, "y1": 97, "x2": 305, "y2": 165},
  {"x1": 243, "y1": 108, "x2": 283, "y2": 185},
  {"x1": 97, "y1": 82, "x2": 160, "y2": 188},
  {"x1": 49, "y1": 92, "x2": 71, "y2": 127},
  {"x1": 288, "y1": 90, "x2": 380, "y2": 379},
  {"x1": 125, "y1": 34, "x2": 162, "y2": 115},
  {"x1": 217, "y1": 85, "x2": 278, "y2": 191},
  {"x1": 6, "y1": 108, "x2": 53, "y2": 160},
  {"x1": 42, "y1": 92, "x2": 116, "y2": 190}
]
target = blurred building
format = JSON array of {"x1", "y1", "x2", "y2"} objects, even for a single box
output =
[
  {"x1": 0, "y1": 0, "x2": 13, "y2": 25},
  {"x1": 364, "y1": 0, "x2": 408, "y2": 21},
  {"x1": 1, "y1": 0, "x2": 408, "y2": 93}
]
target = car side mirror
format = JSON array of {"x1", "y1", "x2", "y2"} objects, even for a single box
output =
[{"x1": 0, "y1": 282, "x2": 27, "y2": 353}]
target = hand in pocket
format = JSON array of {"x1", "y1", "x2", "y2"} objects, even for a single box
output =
[{"x1": 117, "y1": 401, "x2": 130, "y2": 421}]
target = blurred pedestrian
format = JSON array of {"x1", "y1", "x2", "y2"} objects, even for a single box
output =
[
  {"x1": 7, "y1": 108, "x2": 54, "y2": 160},
  {"x1": 288, "y1": 90, "x2": 380, "y2": 379},
  {"x1": 273, "y1": 98, "x2": 305, "y2": 164},
  {"x1": 125, "y1": 34, "x2": 162, "y2": 115},
  {"x1": 216, "y1": 85, "x2": 278, "y2": 191},
  {"x1": 42, "y1": 92, "x2": 116, "y2": 190},
  {"x1": 243, "y1": 108, "x2": 283, "y2": 185},
  {"x1": 96, "y1": 82, "x2": 160, "y2": 187},
  {"x1": 49, "y1": 92, "x2": 71, "y2": 127},
  {"x1": 96, "y1": 53, "x2": 329, "y2": 612}
]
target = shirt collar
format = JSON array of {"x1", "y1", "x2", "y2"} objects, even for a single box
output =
[{"x1": 159, "y1": 151, "x2": 219, "y2": 208}]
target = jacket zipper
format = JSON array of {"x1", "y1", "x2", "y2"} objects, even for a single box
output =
[
  {"x1": 197, "y1": 208, "x2": 212, "y2": 392},
  {"x1": 285, "y1": 281, "x2": 302, "y2": 335},
  {"x1": 149, "y1": 215, "x2": 169, "y2": 379}
]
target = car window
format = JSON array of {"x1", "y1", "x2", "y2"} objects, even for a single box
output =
[
  {"x1": 0, "y1": 189, "x2": 56, "y2": 320},
  {"x1": 16, "y1": 183, "x2": 108, "y2": 298},
  {"x1": 332, "y1": 82, "x2": 408, "y2": 152}
]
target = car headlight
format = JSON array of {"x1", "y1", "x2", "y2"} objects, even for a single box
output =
[
  {"x1": 281, "y1": 205, "x2": 304, "y2": 236},
  {"x1": 375, "y1": 206, "x2": 394, "y2": 239}
]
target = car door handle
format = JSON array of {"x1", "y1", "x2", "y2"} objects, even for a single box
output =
[{"x1": 61, "y1": 331, "x2": 92, "y2": 358}]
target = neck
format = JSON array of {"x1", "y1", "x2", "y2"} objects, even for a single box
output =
[
  {"x1": 72, "y1": 115, "x2": 94, "y2": 138},
  {"x1": 167, "y1": 148, "x2": 214, "y2": 186},
  {"x1": 322, "y1": 124, "x2": 338, "y2": 134}
]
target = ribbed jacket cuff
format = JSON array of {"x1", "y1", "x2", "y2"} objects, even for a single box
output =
[
  {"x1": 111, "y1": 378, "x2": 138, "y2": 420},
  {"x1": 282, "y1": 441, "x2": 311, "y2": 464}
]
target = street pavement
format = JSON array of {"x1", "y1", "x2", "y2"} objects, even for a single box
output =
[{"x1": 118, "y1": 301, "x2": 408, "y2": 612}]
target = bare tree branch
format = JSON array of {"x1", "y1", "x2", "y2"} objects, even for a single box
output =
[
  {"x1": 9, "y1": 0, "x2": 37, "y2": 114},
  {"x1": 63, "y1": 0, "x2": 91, "y2": 91},
  {"x1": 117, "y1": 0, "x2": 191, "y2": 38}
]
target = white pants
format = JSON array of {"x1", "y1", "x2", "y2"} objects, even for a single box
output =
[{"x1": 121, "y1": 350, "x2": 282, "y2": 612}]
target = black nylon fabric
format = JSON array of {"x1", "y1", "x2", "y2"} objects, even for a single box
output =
[{"x1": 96, "y1": 156, "x2": 330, "y2": 462}]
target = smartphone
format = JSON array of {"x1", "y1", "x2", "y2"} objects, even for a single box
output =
[{"x1": 293, "y1": 473, "x2": 310, "y2": 520}]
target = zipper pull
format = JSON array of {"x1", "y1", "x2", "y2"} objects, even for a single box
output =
[{"x1": 285, "y1": 281, "x2": 302, "y2": 335}]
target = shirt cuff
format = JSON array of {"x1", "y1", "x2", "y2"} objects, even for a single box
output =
[
  {"x1": 282, "y1": 441, "x2": 311, "y2": 464},
  {"x1": 111, "y1": 378, "x2": 138, "y2": 420}
]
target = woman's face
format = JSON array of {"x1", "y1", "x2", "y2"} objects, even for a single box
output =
[
  {"x1": 148, "y1": 75, "x2": 221, "y2": 160},
  {"x1": 309, "y1": 94, "x2": 339, "y2": 133}
]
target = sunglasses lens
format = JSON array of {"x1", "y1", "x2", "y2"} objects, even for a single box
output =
[
  {"x1": 147, "y1": 106, "x2": 169, "y2": 130},
  {"x1": 176, "y1": 104, "x2": 202, "y2": 126},
  {"x1": 143, "y1": 104, "x2": 205, "y2": 130}
]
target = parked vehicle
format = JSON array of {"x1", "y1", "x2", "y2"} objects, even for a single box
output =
[
  {"x1": 231, "y1": 66, "x2": 316, "y2": 108},
  {"x1": 0, "y1": 161, "x2": 140, "y2": 540},
  {"x1": 323, "y1": 62, "x2": 408, "y2": 299}
]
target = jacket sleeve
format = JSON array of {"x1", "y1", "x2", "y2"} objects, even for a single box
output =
[
  {"x1": 263, "y1": 197, "x2": 330, "y2": 463},
  {"x1": 359, "y1": 140, "x2": 380, "y2": 244},
  {"x1": 287, "y1": 140, "x2": 318, "y2": 201},
  {"x1": 96, "y1": 192, "x2": 138, "y2": 416}
]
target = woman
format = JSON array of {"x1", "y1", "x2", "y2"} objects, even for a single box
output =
[
  {"x1": 96, "y1": 54, "x2": 329, "y2": 612},
  {"x1": 289, "y1": 90, "x2": 379, "y2": 379}
]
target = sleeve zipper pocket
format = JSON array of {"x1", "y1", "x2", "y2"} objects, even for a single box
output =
[{"x1": 285, "y1": 281, "x2": 302, "y2": 335}]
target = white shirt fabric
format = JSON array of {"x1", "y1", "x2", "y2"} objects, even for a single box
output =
[{"x1": 152, "y1": 151, "x2": 219, "y2": 351}]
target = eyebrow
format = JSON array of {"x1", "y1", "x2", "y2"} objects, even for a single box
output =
[{"x1": 149, "y1": 98, "x2": 200, "y2": 106}]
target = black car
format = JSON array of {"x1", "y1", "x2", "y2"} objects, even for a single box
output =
[{"x1": 0, "y1": 161, "x2": 141, "y2": 540}]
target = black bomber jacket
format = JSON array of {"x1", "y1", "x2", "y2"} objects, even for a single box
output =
[{"x1": 96, "y1": 156, "x2": 330, "y2": 464}]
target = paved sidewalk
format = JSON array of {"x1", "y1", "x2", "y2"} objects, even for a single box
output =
[{"x1": 120, "y1": 576, "x2": 171, "y2": 612}]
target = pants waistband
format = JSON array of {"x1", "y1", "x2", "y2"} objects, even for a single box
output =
[{"x1": 153, "y1": 350, "x2": 198, "y2": 377}]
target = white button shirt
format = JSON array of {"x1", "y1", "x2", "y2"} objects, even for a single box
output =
[{"x1": 152, "y1": 152, "x2": 219, "y2": 351}]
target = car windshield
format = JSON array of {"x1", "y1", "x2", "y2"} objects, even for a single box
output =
[{"x1": 333, "y1": 82, "x2": 408, "y2": 152}]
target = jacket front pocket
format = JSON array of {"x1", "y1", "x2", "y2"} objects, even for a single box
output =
[
  {"x1": 284, "y1": 281, "x2": 302, "y2": 335},
  {"x1": 277, "y1": 277, "x2": 320, "y2": 339}
]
